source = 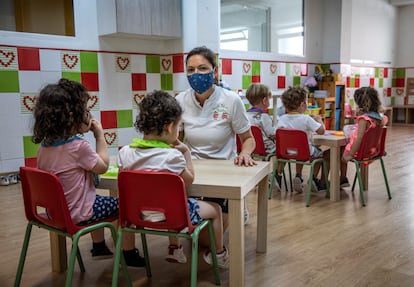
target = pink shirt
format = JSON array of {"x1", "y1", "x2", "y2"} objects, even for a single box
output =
[{"x1": 37, "y1": 137, "x2": 99, "y2": 224}]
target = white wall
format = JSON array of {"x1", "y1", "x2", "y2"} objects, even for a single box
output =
[
  {"x1": 347, "y1": 0, "x2": 397, "y2": 65},
  {"x1": 395, "y1": 5, "x2": 414, "y2": 67},
  {"x1": 0, "y1": 0, "x2": 182, "y2": 54}
]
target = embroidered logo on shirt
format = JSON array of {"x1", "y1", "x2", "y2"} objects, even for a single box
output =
[{"x1": 212, "y1": 104, "x2": 230, "y2": 121}]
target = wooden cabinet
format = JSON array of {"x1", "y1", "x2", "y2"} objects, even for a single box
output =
[
  {"x1": 392, "y1": 106, "x2": 414, "y2": 126},
  {"x1": 316, "y1": 81, "x2": 345, "y2": 130},
  {"x1": 97, "y1": 0, "x2": 182, "y2": 38}
]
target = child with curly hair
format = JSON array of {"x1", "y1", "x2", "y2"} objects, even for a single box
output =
[
  {"x1": 340, "y1": 87, "x2": 388, "y2": 186},
  {"x1": 33, "y1": 78, "x2": 145, "y2": 267},
  {"x1": 117, "y1": 90, "x2": 229, "y2": 268}
]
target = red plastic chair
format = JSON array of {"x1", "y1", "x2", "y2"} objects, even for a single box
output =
[
  {"x1": 15, "y1": 166, "x2": 127, "y2": 287},
  {"x1": 112, "y1": 170, "x2": 221, "y2": 287},
  {"x1": 350, "y1": 126, "x2": 391, "y2": 206},
  {"x1": 269, "y1": 128, "x2": 330, "y2": 207},
  {"x1": 236, "y1": 125, "x2": 275, "y2": 161}
]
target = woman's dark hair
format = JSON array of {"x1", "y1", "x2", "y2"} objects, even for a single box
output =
[
  {"x1": 354, "y1": 86, "x2": 383, "y2": 113},
  {"x1": 135, "y1": 90, "x2": 182, "y2": 136},
  {"x1": 32, "y1": 78, "x2": 90, "y2": 145},
  {"x1": 185, "y1": 46, "x2": 217, "y2": 69}
]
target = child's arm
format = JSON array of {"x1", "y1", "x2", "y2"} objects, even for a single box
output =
[
  {"x1": 342, "y1": 119, "x2": 369, "y2": 162},
  {"x1": 310, "y1": 114, "x2": 325, "y2": 135},
  {"x1": 173, "y1": 140, "x2": 194, "y2": 185},
  {"x1": 90, "y1": 119, "x2": 109, "y2": 174}
]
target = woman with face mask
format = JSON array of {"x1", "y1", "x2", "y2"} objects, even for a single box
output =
[{"x1": 176, "y1": 46, "x2": 256, "y2": 225}]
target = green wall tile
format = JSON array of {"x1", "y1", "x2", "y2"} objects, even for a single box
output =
[
  {"x1": 0, "y1": 70, "x2": 19, "y2": 92},
  {"x1": 23, "y1": 136, "x2": 39, "y2": 158},
  {"x1": 285, "y1": 64, "x2": 293, "y2": 76},
  {"x1": 62, "y1": 72, "x2": 81, "y2": 82},
  {"x1": 349, "y1": 78, "x2": 355, "y2": 88},
  {"x1": 390, "y1": 96, "x2": 395, "y2": 106},
  {"x1": 161, "y1": 74, "x2": 173, "y2": 90},
  {"x1": 80, "y1": 51, "x2": 98, "y2": 72},
  {"x1": 392, "y1": 78, "x2": 396, "y2": 87},
  {"x1": 242, "y1": 75, "x2": 251, "y2": 89},
  {"x1": 146, "y1": 56, "x2": 160, "y2": 73},
  {"x1": 117, "y1": 110, "x2": 133, "y2": 128},
  {"x1": 396, "y1": 68, "x2": 405, "y2": 78},
  {"x1": 252, "y1": 61, "x2": 260, "y2": 76},
  {"x1": 293, "y1": 76, "x2": 301, "y2": 86},
  {"x1": 375, "y1": 68, "x2": 380, "y2": 78},
  {"x1": 379, "y1": 78, "x2": 384, "y2": 88}
]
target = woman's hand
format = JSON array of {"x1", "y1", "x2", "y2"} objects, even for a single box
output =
[{"x1": 234, "y1": 152, "x2": 257, "y2": 167}]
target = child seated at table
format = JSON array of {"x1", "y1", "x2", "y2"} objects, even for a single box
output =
[
  {"x1": 277, "y1": 86, "x2": 329, "y2": 192},
  {"x1": 33, "y1": 78, "x2": 145, "y2": 267},
  {"x1": 117, "y1": 90, "x2": 229, "y2": 268},
  {"x1": 340, "y1": 87, "x2": 388, "y2": 187}
]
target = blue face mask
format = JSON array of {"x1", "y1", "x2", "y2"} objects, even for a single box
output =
[{"x1": 187, "y1": 71, "x2": 215, "y2": 94}]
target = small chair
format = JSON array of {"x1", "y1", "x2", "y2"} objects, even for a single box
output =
[
  {"x1": 268, "y1": 129, "x2": 330, "y2": 207},
  {"x1": 15, "y1": 166, "x2": 127, "y2": 287},
  {"x1": 350, "y1": 126, "x2": 391, "y2": 206},
  {"x1": 236, "y1": 125, "x2": 275, "y2": 161},
  {"x1": 112, "y1": 170, "x2": 221, "y2": 287}
]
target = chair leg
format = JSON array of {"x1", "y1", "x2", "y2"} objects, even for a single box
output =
[
  {"x1": 305, "y1": 164, "x2": 315, "y2": 207},
  {"x1": 354, "y1": 162, "x2": 366, "y2": 206},
  {"x1": 75, "y1": 248, "x2": 85, "y2": 273},
  {"x1": 380, "y1": 158, "x2": 392, "y2": 200},
  {"x1": 140, "y1": 233, "x2": 152, "y2": 277},
  {"x1": 66, "y1": 234, "x2": 81, "y2": 287},
  {"x1": 321, "y1": 160, "x2": 330, "y2": 198},
  {"x1": 14, "y1": 223, "x2": 33, "y2": 287},
  {"x1": 351, "y1": 172, "x2": 357, "y2": 192},
  {"x1": 288, "y1": 162, "x2": 293, "y2": 192},
  {"x1": 206, "y1": 221, "x2": 220, "y2": 286},
  {"x1": 268, "y1": 159, "x2": 278, "y2": 199}
]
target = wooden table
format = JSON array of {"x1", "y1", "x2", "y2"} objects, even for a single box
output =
[
  {"x1": 50, "y1": 160, "x2": 271, "y2": 287},
  {"x1": 314, "y1": 133, "x2": 346, "y2": 201}
]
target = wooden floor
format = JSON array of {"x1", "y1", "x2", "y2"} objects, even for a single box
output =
[{"x1": 1, "y1": 126, "x2": 414, "y2": 287}]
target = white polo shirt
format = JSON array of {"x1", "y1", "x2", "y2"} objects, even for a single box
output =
[{"x1": 176, "y1": 86, "x2": 250, "y2": 160}]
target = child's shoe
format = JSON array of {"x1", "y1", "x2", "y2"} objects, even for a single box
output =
[
  {"x1": 203, "y1": 246, "x2": 229, "y2": 269},
  {"x1": 293, "y1": 176, "x2": 304, "y2": 193},
  {"x1": 165, "y1": 245, "x2": 187, "y2": 263},
  {"x1": 90, "y1": 242, "x2": 113, "y2": 260},
  {"x1": 123, "y1": 248, "x2": 146, "y2": 267},
  {"x1": 340, "y1": 177, "x2": 350, "y2": 188},
  {"x1": 0, "y1": 176, "x2": 9, "y2": 186},
  {"x1": 8, "y1": 174, "x2": 18, "y2": 184}
]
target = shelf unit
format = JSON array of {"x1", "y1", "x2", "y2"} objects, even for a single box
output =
[
  {"x1": 392, "y1": 106, "x2": 414, "y2": 126},
  {"x1": 316, "y1": 81, "x2": 345, "y2": 130}
]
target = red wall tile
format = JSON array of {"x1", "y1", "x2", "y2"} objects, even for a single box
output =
[
  {"x1": 132, "y1": 73, "x2": 147, "y2": 90},
  {"x1": 221, "y1": 59, "x2": 232, "y2": 75},
  {"x1": 172, "y1": 54, "x2": 184, "y2": 73},
  {"x1": 277, "y1": 76, "x2": 286, "y2": 89},
  {"x1": 101, "y1": 110, "x2": 118, "y2": 129},
  {"x1": 81, "y1": 72, "x2": 99, "y2": 91},
  {"x1": 18, "y1": 47, "x2": 40, "y2": 70}
]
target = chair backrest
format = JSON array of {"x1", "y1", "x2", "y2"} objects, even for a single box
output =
[
  {"x1": 117, "y1": 170, "x2": 195, "y2": 233},
  {"x1": 19, "y1": 166, "x2": 80, "y2": 235},
  {"x1": 354, "y1": 125, "x2": 385, "y2": 161},
  {"x1": 344, "y1": 103, "x2": 355, "y2": 118},
  {"x1": 275, "y1": 128, "x2": 311, "y2": 161},
  {"x1": 236, "y1": 125, "x2": 269, "y2": 156}
]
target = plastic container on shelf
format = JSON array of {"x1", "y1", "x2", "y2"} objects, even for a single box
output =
[
  {"x1": 314, "y1": 90, "x2": 330, "y2": 98},
  {"x1": 324, "y1": 117, "x2": 332, "y2": 130}
]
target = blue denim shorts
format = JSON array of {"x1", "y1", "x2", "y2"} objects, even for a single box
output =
[{"x1": 188, "y1": 197, "x2": 202, "y2": 225}]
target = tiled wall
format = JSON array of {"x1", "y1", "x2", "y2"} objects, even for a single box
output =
[{"x1": 0, "y1": 44, "x2": 407, "y2": 173}]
